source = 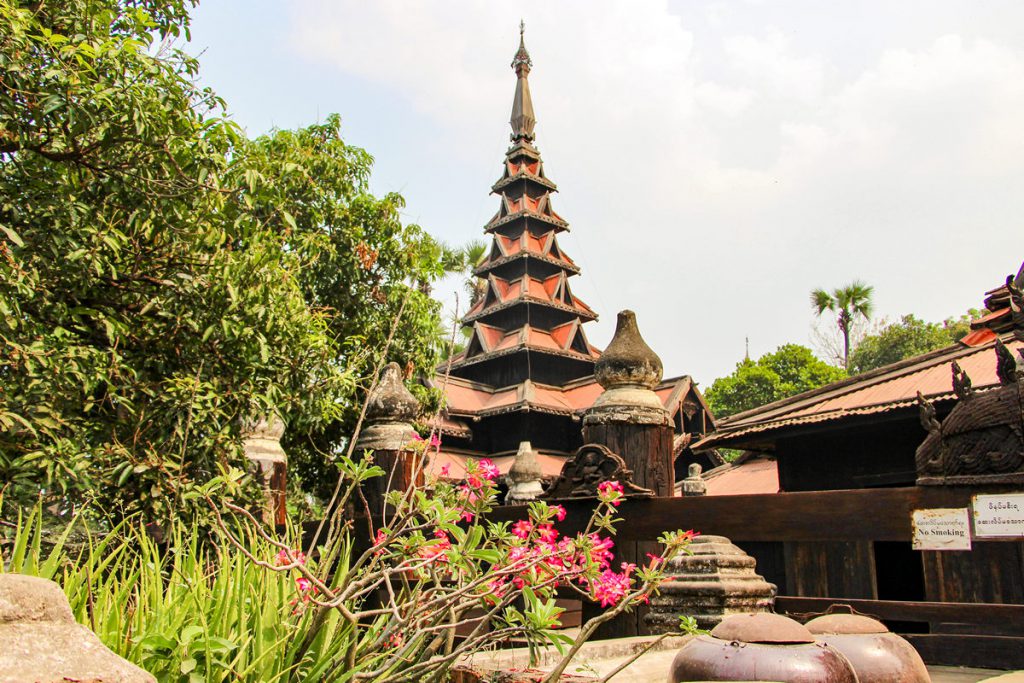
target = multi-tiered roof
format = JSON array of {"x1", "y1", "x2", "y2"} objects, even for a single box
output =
[
  {"x1": 448, "y1": 28, "x2": 599, "y2": 388},
  {"x1": 430, "y1": 28, "x2": 718, "y2": 483}
]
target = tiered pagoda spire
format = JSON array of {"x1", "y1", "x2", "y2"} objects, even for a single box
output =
[{"x1": 448, "y1": 25, "x2": 599, "y2": 388}]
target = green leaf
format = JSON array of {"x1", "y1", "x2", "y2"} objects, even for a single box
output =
[{"x1": 0, "y1": 224, "x2": 24, "y2": 247}]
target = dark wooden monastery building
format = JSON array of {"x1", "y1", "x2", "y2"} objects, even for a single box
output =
[{"x1": 691, "y1": 267, "x2": 1024, "y2": 668}]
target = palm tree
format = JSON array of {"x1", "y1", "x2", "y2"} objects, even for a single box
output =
[
  {"x1": 460, "y1": 239, "x2": 489, "y2": 309},
  {"x1": 811, "y1": 281, "x2": 874, "y2": 370}
]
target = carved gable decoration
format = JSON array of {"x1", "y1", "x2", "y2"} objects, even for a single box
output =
[
  {"x1": 916, "y1": 340, "x2": 1024, "y2": 485},
  {"x1": 542, "y1": 443, "x2": 655, "y2": 501}
]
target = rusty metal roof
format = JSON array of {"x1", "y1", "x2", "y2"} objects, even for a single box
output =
[{"x1": 696, "y1": 332, "x2": 1024, "y2": 450}]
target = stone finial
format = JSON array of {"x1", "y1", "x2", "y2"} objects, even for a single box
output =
[
  {"x1": 0, "y1": 574, "x2": 156, "y2": 683},
  {"x1": 505, "y1": 441, "x2": 545, "y2": 504},
  {"x1": 365, "y1": 362, "x2": 420, "y2": 424},
  {"x1": 242, "y1": 413, "x2": 287, "y2": 465},
  {"x1": 587, "y1": 310, "x2": 668, "y2": 425},
  {"x1": 681, "y1": 462, "x2": 707, "y2": 497},
  {"x1": 357, "y1": 362, "x2": 420, "y2": 452}
]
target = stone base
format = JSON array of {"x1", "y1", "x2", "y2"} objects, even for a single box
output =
[{"x1": 644, "y1": 535, "x2": 776, "y2": 631}]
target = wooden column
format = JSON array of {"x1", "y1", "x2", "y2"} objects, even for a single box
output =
[
  {"x1": 583, "y1": 310, "x2": 674, "y2": 495},
  {"x1": 355, "y1": 362, "x2": 422, "y2": 520},
  {"x1": 582, "y1": 310, "x2": 674, "y2": 635}
]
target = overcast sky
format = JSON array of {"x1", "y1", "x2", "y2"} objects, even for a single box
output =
[{"x1": 187, "y1": 1, "x2": 1024, "y2": 386}]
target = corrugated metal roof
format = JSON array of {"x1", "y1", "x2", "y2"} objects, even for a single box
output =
[{"x1": 703, "y1": 457, "x2": 779, "y2": 496}]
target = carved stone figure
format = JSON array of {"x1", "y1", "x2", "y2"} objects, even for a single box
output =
[
  {"x1": 542, "y1": 443, "x2": 654, "y2": 500},
  {"x1": 916, "y1": 340, "x2": 1024, "y2": 485},
  {"x1": 681, "y1": 462, "x2": 707, "y2": 497}
]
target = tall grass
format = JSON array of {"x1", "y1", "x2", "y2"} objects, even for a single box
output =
[{"x1": 1, "y1": 506, "x2": 353, "y2": 682}]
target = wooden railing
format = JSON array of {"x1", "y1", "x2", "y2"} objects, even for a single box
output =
[{"x1": 487, "y1": 485, "x2": 1024, "y2": 669}]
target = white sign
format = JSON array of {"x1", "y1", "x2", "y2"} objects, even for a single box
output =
[
  {"x1": 912, "y1": 508, "x2": 972, "y2": 550},
  {"x1": 972, "y1": 493, "x2": 1024, "y2": 538}
]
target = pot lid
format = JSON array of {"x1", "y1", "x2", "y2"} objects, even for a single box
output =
[
  {"x1": 806, "y1": 613, "x2": 889, "y2": 635},
  {"x1": 710, "y1": 613, "x2": 815, "y2": 644}
]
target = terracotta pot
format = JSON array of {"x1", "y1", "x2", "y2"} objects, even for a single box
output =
[{"x1": 806, "y1": 613, "x2": 930, "y2": 683}]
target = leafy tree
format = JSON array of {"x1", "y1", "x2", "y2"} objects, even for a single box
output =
[
  {"x1": 811, "y1": 281, "x2": 874, "y2": 370},
  {"x1": 705, "y1": 344, "x2": 847, "y2": 418},
  {"x1": 233, "y1": 119, "x2": 450, "y2": 500},
  {"x1": 0, "y1": 0, "x2": 446, "y2": 521},
  {"x1": 849, "y1": 312, "x2": 978, "y2": 374}
]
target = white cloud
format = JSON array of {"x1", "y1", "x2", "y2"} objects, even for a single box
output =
[{"x1": 278, "y1": 2, "x2": 1024, "y2": 382}]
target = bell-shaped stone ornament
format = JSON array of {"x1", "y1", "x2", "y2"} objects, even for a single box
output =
[
  {"x1": 506, "y1": 441, "x2": 544, "y2": 504},
  {"x1": 357, "y1": 362, "x2": 420, "y2": 452},
  {"x1": 669, "y1": 612, "x2": 858, "y2": 682},
  {"x1": 589, "y1": 310, "x2": 668, "y2": 425},
  {"x1": 806, "y1": 612, "x2": 930, "y2": 683}
]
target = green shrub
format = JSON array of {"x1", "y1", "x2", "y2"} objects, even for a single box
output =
[{"x1": 2, "y1": 505, "x2": 353, "y2": 682}]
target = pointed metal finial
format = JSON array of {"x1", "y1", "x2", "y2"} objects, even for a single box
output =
[
  {"x1": 510, "y1": 22, "x2": 536, "y2": 141},
  {"x1": 512, "y1": 22, "x2": 532, "y2": 72}
]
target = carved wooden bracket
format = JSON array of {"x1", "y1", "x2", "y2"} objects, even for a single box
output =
[
  {"x1": 542, "y1": 443, "x2": 655, "y2": 501},
  {"x1": 916, "y1": 340, "x2": 1024, "y2": 485}
]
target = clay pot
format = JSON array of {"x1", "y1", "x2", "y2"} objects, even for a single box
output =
[
  {"x1": 670, "y1": 613, "x2": 858, "y2": 682},
  {"x1": 806, "y1": 613, "x2": 931, "y2": 683}
]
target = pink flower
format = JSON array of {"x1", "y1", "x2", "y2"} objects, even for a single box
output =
[
  {"x1": 276, "y1": 549, "x2": 306, "y2": 566},
  {"x1": 590, "y1": 564, "x2": 635, "y2": 608},
  {"x1": 537, "y1": 524, "x2": 559, "y2": 544},
  {"x1": 588, "y1": 533, "x2": 615, "y2": 569},
  {"x1": 417, "y1": 532, "x2": 451, "y2": 562},
  {"x1": 484, "y1": 577, "x2": 508, "y2": 605},
  {"x1": 295, "y1": 576, "x2": 313, "y2": 592},
  {"x1": 478, "y1": 458, "x2": 501, "y2": 481},
  {"x1": 552, "y1": 505, "x2": 567, "y2": 522},
  {"x1": 645, "y1": 552, "x2": 664, "y2": 566},
  {"x1": 512, "y1": 520, "x2": 533, "y2": 539},
  {"x1": 439, "y1": 464, "x2": 451, "y2": 477},
  {"x1": 458, "y1": 507, "x2": 475, "y2": 522},
  {"x1": 388, "y1": 632, "x2": 405, "y2": 648},
  {"x1": 597, "y1": 480, "x2": 625, "y2": 506},
  {"x1": 429, "y1": 433, "x2": 441, "y2": 448},
  {"x1": 507, "y1": 546, "x2": 529, "y2": 564},
  {"x1": 411, "y1": 433, "x2": 424, "y2": 442}
]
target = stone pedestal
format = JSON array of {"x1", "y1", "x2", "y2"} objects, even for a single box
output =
[{"x1": 645, "y1": 534, "x2": 776, "y2": 632}]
